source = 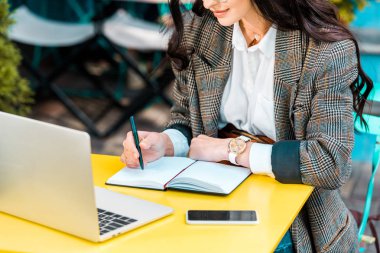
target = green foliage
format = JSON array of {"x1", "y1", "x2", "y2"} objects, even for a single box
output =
[
  {"x1": 331, "y1": 0, "x2": 367, "y2": 23},
  {"x1": 0, "y1": 0, "x2": 33, "y2": 115}
]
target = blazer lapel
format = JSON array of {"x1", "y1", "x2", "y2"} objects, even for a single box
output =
[
  {"x1": 273, "y1": 29, "x2": 306, "y2": 140},
  {"x1": 193, "y1": 22, "x2": 233, "y2": 137},
  {"x1": 193, "y1": 19, "x2": 306, "y2": 140}
]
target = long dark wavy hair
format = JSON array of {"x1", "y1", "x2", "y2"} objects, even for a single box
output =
[{"x1": 167, "y1": 0, "x2": 373, "y2": 127}]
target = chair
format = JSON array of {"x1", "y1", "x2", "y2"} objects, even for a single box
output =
[
  {"x1": 8, "y1": 5, "x2": 108, "y2": 134},
  {"x1": 85, "y1": 6, "x2": 174, "y2": 136},
  {"x1": 351, "y1": 83, "x2": 380, "y2": 252},
  {"x1": 101, "y1": 8, "x2": 173, "y2": 106},
  {"x1": 9, "y1": 6, "x2": 95, "y2": 47},
  {"x1": 9, "y1": 3, "x2": 172, "y2": 137}
]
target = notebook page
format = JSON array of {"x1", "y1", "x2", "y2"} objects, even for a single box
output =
[
  {"x1": 168, "y1": 161, "x2": 251, "y2": 194},
  {"x1": 106, "y1": 157, "x2": 196, "y2": 190}
]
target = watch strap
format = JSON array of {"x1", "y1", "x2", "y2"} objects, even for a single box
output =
[
  {"x1": 228, "y1": 135, "x2": 251, "y2": 165},
  {"x1": 228, "y1": 152, "x2": 238, "y2": 165},
  {"x1": 239, "y1": 135, "x2": 251, "y2": 143}
]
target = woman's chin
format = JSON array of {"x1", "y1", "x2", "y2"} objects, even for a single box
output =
[{"x1": 216, "y1": 18, "x2": 234, "y2": 27}]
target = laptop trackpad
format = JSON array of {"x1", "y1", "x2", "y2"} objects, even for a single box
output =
[{"x1": 94, "y1": 187, "x2": 173, "y2": 226}]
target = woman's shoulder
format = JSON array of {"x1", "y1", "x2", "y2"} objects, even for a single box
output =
[
  {"x1": 305, "y1": 32, "x2": 357, "y2": 60},
  {"x1": 300, "y1": 31, "x2": 358, "y2": 87}
]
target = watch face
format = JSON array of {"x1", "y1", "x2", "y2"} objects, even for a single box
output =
[{"x1": 229, "y1": 138, "x2": 247, "y2": 154}]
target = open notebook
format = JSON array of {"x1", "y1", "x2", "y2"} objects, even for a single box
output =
[{"x1": 106, "y1": 157, "x2": 251, "y2": 195}]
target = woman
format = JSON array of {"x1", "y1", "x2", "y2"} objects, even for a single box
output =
[{"x1": 121, "y1": 0, "x2": 373, "y2": 251}]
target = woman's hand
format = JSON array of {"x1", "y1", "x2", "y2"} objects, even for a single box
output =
[
  {"x1": 120, "y1": 131, "x2": 174, "y2": 168},
  {"x1": 188, "y1": 135, "x2": 231, "y2": 162}
]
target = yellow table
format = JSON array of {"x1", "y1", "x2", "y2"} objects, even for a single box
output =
[{"x1": 0, "y1": 154, "x2": 313, "y2": 253}]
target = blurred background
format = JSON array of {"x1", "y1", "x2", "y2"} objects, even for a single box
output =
[
  {"x1": 2, "y1": 0, "x2": 180, "y2": 155},
  {"x1": 0, "y1": 0, "x2": 379, "y2": 251}
]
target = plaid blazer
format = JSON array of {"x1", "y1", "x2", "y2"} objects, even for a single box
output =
[{"x1": 167, "y1": 11, "x2": 359, "y2": 252}]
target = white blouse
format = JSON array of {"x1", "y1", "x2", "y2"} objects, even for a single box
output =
[{"x1": 164, "y1": 22, "x2": 277, "y2": 177}]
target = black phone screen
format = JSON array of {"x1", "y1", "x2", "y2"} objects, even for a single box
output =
[{"x1": 187, "y1": 210, "x2": 257, "y2": 221}]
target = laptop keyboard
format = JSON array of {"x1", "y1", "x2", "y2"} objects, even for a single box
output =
[{"x1": 98, "y1": 208, "x2": 138, "y2": 235}]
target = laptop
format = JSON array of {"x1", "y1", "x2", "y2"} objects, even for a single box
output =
[{"x1": 0, "y1": 111, "x2": 173, "y2": 242}]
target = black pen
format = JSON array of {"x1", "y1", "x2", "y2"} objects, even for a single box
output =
[{"x1": 130, "y1": 116, "x2": 144, "y2": 170}]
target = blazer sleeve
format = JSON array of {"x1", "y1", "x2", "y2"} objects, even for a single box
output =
[
  {"x1": 165, "y1": 64, "x2": 193, "y2": 145},
  {"x1": 272, "y1": 39, "x2": 358, "y2": 190}
]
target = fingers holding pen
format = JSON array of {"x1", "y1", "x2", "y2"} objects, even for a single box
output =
[
  {"x1": 121, "y1": 131, "x2": 140, "y2": 167},
  {"x1": 138, "y1": 131, "x2": 152, "y2": 150},
  {"x1": 121, "y1": 131, "x2": 152, "y2": 167},
  {"x1": 120, "y1": 130, "x2": 166, "y2": 167}
]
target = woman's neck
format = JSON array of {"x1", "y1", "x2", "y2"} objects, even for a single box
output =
[{"x1": 239, "y1": 7, "x2": 271, "y2": 47}]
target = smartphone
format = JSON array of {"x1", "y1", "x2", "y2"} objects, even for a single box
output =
[{"x1": 186, "y1": 210, "x2": 258, "y2": 225}]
